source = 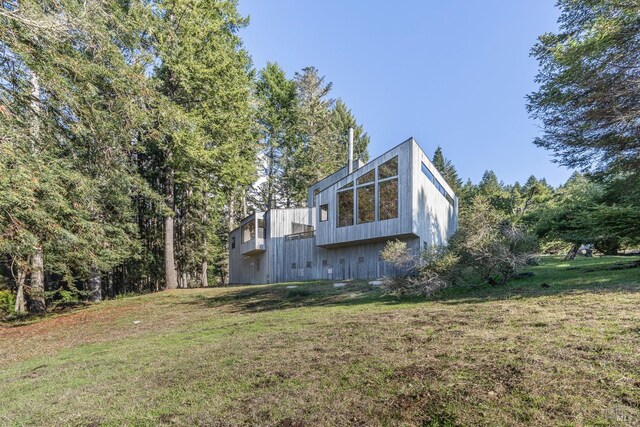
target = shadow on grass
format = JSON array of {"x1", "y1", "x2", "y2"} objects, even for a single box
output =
[
  {"x1": 181, "y1": 265, "x2": 640, "y2": 314},
  {"x1": 179, "y1": 281, "x2": 414, "y2": 313}
]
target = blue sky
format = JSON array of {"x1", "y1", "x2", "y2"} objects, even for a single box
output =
[{"x1": 237, "y1": 1, "x2": 573, "y2": 187}]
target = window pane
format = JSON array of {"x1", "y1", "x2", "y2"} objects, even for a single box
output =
[
  {"x1": 337, "y1": 190, "x2": 354, "y2": 227},
  {"x1": 445, "y1": 193, "x2": 454, "y2": 206},
  {"x1": 378, "y1": 178, "x2": 398, "y2": 220},
  {"x1": 421, "y1": 162, "x2": 434, "y2": 183},
  {"x1": 357, "y1": 184, "x2": 375, "y2": 224},
  {"x1": 339, "y1": 181, "x2": 353, "y2": 190},
  {"x1": 313, "y1": 189, "x2": 320, "y2": 206},
  {"x1": 320, "y1": 204, "x2": 328, "y2": 222},
  {"x1": 356, "y1": 170, "x2": 374, "y2": 185},
  {"x1": 379, "y1": 156, "x2": 398, "y2": 179},
  {"x1": 241, "y1": 221, "x2": 255, "y2": 242}
]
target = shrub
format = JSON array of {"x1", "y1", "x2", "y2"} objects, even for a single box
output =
[
  {"x1": 449, "y1": 196, "x2": 538, "y2": 285},
  {"x1": 0, "y1": 290, "x2": 15, "y2": 317},
  {"x1": 380, "y1": 241, "x2": 458, "y2": 297}
]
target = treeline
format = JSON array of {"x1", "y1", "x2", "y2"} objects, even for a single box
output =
[
  {"x1": 0, "y1": 0, "x2": 369, "y2": 315},
  {"x1": 434, "y1": 145, "x2": 640, "y2": 258}
]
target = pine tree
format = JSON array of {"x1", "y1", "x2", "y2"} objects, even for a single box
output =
[
  {"x1": 432, "y1": 146, "x2": 462, "y2": 194},
  {"x1": 331, "y1": 99, "x2": 370, "y2": 163},
  {"x1": 151, "y1": 0, "x2": 256, "y2": 287},
  {"x1": 252, "y1": 62, "x2": 297, "y2": 210},
  {"x1": 527, "y1": 0, "x2": 640, "y2": 180}
]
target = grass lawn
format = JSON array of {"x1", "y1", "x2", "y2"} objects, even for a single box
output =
[{"x1": 0, "y1": 256, "x2": 639, "y2": 426}]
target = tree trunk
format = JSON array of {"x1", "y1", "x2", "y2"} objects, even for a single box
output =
[
  {"x1": 200, "y1": 260, "x2": 208, "y2": 287},
  {"x1": 201, "y1": 190, "x2": 209, "y2": 288},
  {"x1": 29, "y1": 70, "x2": 40, "y2": 149},
  {"x1": 241, "y1": 191, "x2": 247, "y2": 217},
  {"x1": 228, "y1": 194, "x2": 235, "y2": 231},
  {"x1": 107, "y1": 271, "x2": 113, "y2": 299},
  {"x1": 165, "y1": 168, "x2": 179, "y2": 290},
  {"x1": 267, "y1": 144, "x2": 275, "y2": 209},
  {"x1": 14, "y1": 263, "x2": 27, "y2": 314},
  {"x1": 29, "y1": 247, "x2": 46, "y2": 313},
  {"x1": 564, "y1": 243, "x2": 580, "y2": 261},
  {"x1": 87, "y1": 265, "x2": 102, "y2": 302}
]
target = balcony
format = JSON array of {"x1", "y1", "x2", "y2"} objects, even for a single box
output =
[
  {"x1": 284, "y1": 230, "x2": 315, "y2": 241},
  {"x1": 239, "y1": 214, "x2": 267, "y2": 255}
]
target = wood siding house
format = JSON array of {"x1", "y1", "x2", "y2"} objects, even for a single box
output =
[{"x1": 228, "y1": 137, "x2": 458, "y2": 284}]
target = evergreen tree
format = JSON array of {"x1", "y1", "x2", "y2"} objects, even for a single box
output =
[
  {"x1": 331, "y1": 99, "x2": 370, "y2": 163},
  {"x1": 251, "y1": 62, "x2": 297, "y2": 210},
  {"x1": 528, "y1": 0, "x2": 640, "y2": 180},
  {"x1": 0, "y1": 0, "x2": 158, "y2": 309},
  {"x1": 432, "y1": 146, "x2": 462, "y2": 194},
  {"x1": 151, "y1": 0, "x2": 257, "y2": 287}
]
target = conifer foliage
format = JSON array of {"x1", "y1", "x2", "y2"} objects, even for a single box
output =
[{"x1": 0, "y1": 0, "x2": 371, "y2": 313}]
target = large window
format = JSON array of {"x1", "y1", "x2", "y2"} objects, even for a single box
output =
[
  {"x1": 356, "y1": 169, "x2": 374, "y2": 185},
  {"x1": 378, "y1": 179, "x2": 398, "y2": 220},
  {"x1": 241, "y1": 221, "x2": 255, "y2": 243},
  {"x1": 319, "y1": 204, "x2": 328, "y2": 222},
  {"x1": 357, "y1": 184, "x2": 375, "y2": 224},
  {"x1": 337, "y1": 190, "x2": 354, "y2": 227},
  {"x1": 379, "y1": 156, "x2": 398, "y2": 179},
  {"x1": 378, "y1": 156, "x2": 399, "y2": 221}
]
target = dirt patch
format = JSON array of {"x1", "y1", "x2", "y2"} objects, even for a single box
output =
[{"x1": 0, "y1": 304, "x2": 137, "y2": 340}]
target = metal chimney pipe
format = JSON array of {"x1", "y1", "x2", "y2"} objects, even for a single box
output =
[{"x1": 348, "y1": 127, "x2": 354, "y2": 174}]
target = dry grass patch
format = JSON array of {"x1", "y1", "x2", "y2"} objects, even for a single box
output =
[{"x1": 0, "y1": 256, "x2": 638, "y2": 426}]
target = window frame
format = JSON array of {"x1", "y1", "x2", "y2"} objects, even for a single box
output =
[
  {"x1": 377, "y1": 156, "x2": 399, "y2": 221},
  {"x1": 356, "y1": 182, "x2": 375, "y2": 224},
  {"x1": 319, "y1": 204, "x2": 329, "y2": 222},
  {"x1": 378, "y1": 177, "x2": 399, "y2": 221},
  {"x1": 241, "y1": 220, "x2": 255, "y2": 243},
  {"x1": 337, "y1": 188, "x2": 354, "y2": 228}
]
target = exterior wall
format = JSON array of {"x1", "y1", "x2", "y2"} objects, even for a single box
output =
[
  {"x1": 264, "y1": 208, "x2": 315, "y2": 283},
  {"x1": 228, "y1": 227, "x2": 267, "y2": 284},
  {"x1": 279, "y1": 236, "x2": 420, "y2": 282},
  {"x1": 315, "y1": 139, "x2": 415, "y2": 248},
  {"x1": 410, "y1": 141, "x2": 458, "y2": 247},
  {"x1": 228, "y1": 137, "x2": 459, "y2": 285}
]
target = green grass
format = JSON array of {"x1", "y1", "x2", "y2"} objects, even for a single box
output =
[{"x1": 1, "y1": 256, "x2": 639, "y2": 426}]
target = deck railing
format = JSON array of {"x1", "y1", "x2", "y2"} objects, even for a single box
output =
[{"x1": 284, "y1": 230, "x2": 315, "y2": 241}]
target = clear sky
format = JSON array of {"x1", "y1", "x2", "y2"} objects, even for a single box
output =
[{"x1": 237, "y1": 0, "x2": 574, "y2": 187}]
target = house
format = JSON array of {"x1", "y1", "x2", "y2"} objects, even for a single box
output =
[{"x1": 228, "y1": 134, "x2": 458, "y2": 284}]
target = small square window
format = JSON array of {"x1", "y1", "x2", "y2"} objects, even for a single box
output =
[
  {"x1": 358, "y1": 256, "x2": 365, "y2": 263},
  {"x1": 306, "y1": 261, "x2": 312, "y2": 268},
  {"x1": 319, "y1": 204, "x2": 328, "y2": 222},
  {"x1": 339, "y1": 258, "x2": 345, "y2": 265},
  {"x1": 291, "y1": 263, "x2": 297, "y2": 270},
  {"x1": 322, "y1": 260, "x2": 328, "y2": 266}
]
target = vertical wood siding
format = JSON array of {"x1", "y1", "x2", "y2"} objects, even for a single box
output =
[{"x1": 228, "y1": 138, "x2": 459, "y2": 285}]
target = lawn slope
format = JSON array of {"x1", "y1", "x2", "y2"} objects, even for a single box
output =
[{"x1": 0, "y1": 256, "x2": 639, "y2": 426}]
